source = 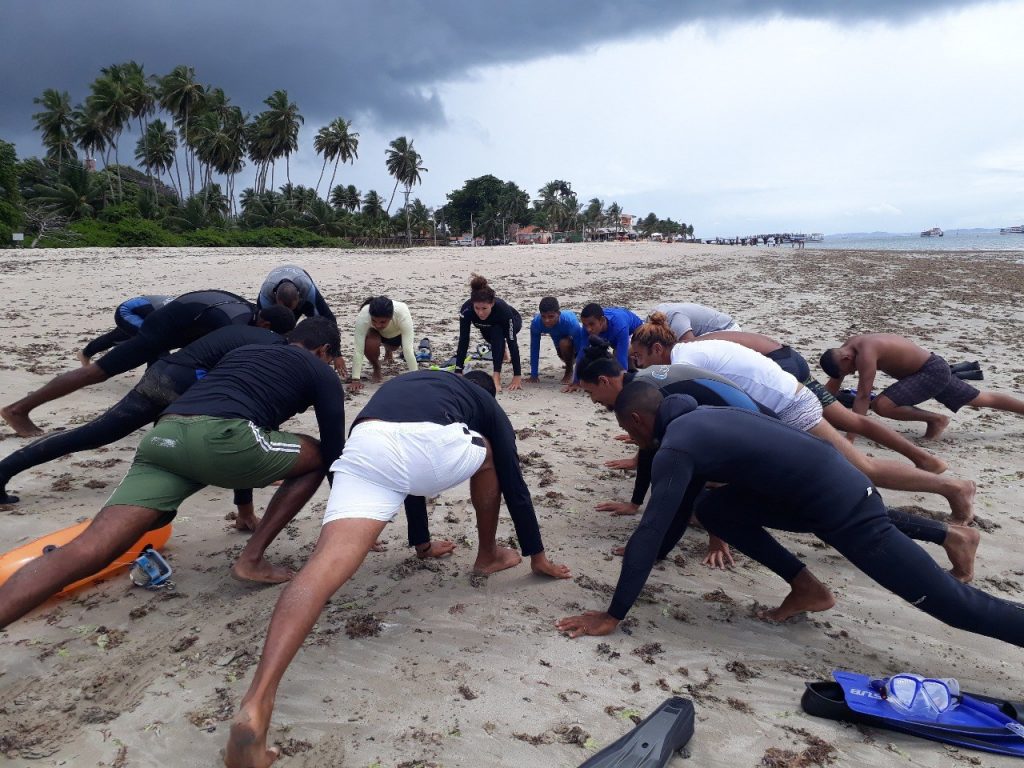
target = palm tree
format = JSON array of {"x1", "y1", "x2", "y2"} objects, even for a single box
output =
[
  {"x1": 30, "y1": 162, "x2": 105, "y2": 219},
  {"x1": 302, "y1": 198, "x2": 344, "y2": 237},
  {"x1": 385, "y1": 136, "x2": 427, "y2": 245},
  {"x1": 537, "y1": 180, "x2": 575, "y2": 233},
  {"x1": 87, "y1": 73, "x2": 134, "y2": 200},
  {"x1": 361, "y1": 189, "x2": 384, "y2": 221},
  {"x1": 72, "y1": 101, "x2": 114, "y2": 199},
  {"x1": 134, "y1": 118, "x2": 178, "y2": 198},
  {"x1": 156, "y1": 66, "x2": 206, "y2": 196},
  {"x1": 32, "y1": 89, "x2": 78, "y2": 169},
  {"x1": 106, "y1": 61, "x2": 155, "y2": 139},
  {"x1": 259, "y1": 90, "x2": 303, "y2": 186},
  {"x1": 324, "y1": 118, "x2": 359, "y2": 198}
]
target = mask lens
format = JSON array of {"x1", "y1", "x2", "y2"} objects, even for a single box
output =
[
  {"x1": 890, "y1": 676, "x2": 920, "y2": 708},
  {"x1": 922, "y1": 680, "x2": 951, "y2": 712}
]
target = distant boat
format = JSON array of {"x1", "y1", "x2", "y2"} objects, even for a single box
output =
[
  {"x1": 1000, "y1": 225, "x2": 1024, "y2": 234},
  {"x1": 920, "y1": 227, "x2": 944, "y2": 237},
  {"x1": 808, "y1": 233, "x2": 824, "y2": 242}
]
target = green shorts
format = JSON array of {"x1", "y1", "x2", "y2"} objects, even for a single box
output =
[{"x1": 104, "y1": 415, "x2": 302, "y2": 525}]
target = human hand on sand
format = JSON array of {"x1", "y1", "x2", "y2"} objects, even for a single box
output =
[
  {"x1": 604, "y1": 456, "x2": 638, "y2": 471},
  {"x1": 596, "y1": 501, "x2": 640, "y2": 516},
  {"x1": 561, "y1": 382, "x2": 581, "y2": 393},
  {"x1": 507, "y1": 376, "x2": 523, "y2": 392},
  {"x1": 613, "y1": 433, "x2": 636, "y2": 445},
  {"x1": 702, "y1": 535, "x2": 735, "y2": 569},
  {"x1": 556, "y1": 610, "x2": 619, "y2": 638},
  {"x1": 347, "y1": 379, "x2": 364, "y2": 393}
]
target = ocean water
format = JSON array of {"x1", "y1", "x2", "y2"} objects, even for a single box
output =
[{"x1": 812, "y1": 228, "x2": 1024, "y2": 252}]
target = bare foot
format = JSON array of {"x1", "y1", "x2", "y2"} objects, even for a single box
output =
[
  {"x1": 473, "y1": 546, "x2": 522, "y2": 575},
  {"x1": 944, "y1": 525, "x2": 980, "y2": 582},
  {"x1": 371, "y1": 370, "x2": 383, "y2": 384},
  {"x1": 757, "y1": 569, "x2": 835, "y2": 622},
  {"x1": 916, "y1": 453, "x2": 948, "y2": 475},
  {"x1": 561, "y1": 371, "x2": 573, "y2": 385},
  {"x1": 924, "y1": 415, "x2": 950, "y2": 440},
  {"x1": 225, "y1": 707, "x2": 279, "y2": 768},
  {"x1": 530, "y1": 552, "x2": 572, "y2": 579},
  {"x1": 1, "y1": 405, "x2": 44, "y2": 437},
  {"x1": 370, "y1": 540, "x2": 387, "y2": 552},
  {"x1": 611, "y1": 546, "x2": 625, "y2": 557},
  {"x1": 416, "y1": 540, "x2": 455, "y2": 559},
  {"x1": 230, "y1": 558, "x2": 294, "y2": 584},
  {"x1": 949, "y1": 479, "x2": 976, "y2": 526},
  {"x1": 76, "y1": 350, "x2": 91, "y2": 367},
  {"x1": 235, "y1": 514, "x2": 261, "y2": 532}
]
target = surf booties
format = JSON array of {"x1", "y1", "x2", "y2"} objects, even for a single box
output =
[
  {"x1": 578, "y1": 697, "x2": 695, "y2": 767},
  {"x1": 803, "y1": 670, "x2": 1024, "y2": 757}
]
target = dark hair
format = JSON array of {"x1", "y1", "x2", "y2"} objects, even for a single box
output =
[
  {"x1": 287, "y1": 317, "x2": 341, "y2": 358},
  {"x1": 580, "y1": 303, "x2": 605, "y2": 320},
  {"x1": 464, "y1": 369, "x2": 496, "y2": 397},
  {"x1": 538, "y1": 296, "x2": 560, "y2": 314},
  {"x1": 631, "y1": 311, "x2": 676, "y2": 351},
  {"x1": 258, "y1": 304, "x2": 297, "y2": 334},
  {"x1": 576, "y1": 336, "x2": 624, "y2": 383},
  {"x1": 819, "y1": 349, "x2": 842, "y2": 379},
  {"x1": 469, "y1": 274, "x2": 496, "y2": 303},
  {"x1": 613, "y1": 379, "x2": 664, "y2": 420},
  {"x1": 274, "y1": 280, "x2": 300, "y2": 307},
  {"x1": 360, "y1": 296, "x2": 395, "y2": 319}
]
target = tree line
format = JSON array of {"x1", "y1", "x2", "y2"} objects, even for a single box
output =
[{"x1": 2, "y1": 60, "x2": 692, "y2": 248}]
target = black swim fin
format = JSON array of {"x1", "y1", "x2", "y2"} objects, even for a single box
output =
[
  {"x1": 953, "y1": 369, "x2": 983, "y2": 381},
  {"x1": 578, "y1": 697, "x2": 695, "y2": 767},
  {"x1": 949, "y1": 361, "x2": 981, "y2": 373}
]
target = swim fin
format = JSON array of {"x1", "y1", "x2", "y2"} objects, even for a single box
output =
[
  {"x1": 416, "y1": 337, "x2": 432, "y2": 362},
  {"x1": 578, "y1": 697, "x2": 695, "y2": 767},
  {"x1": 953, "y1": 369, "x2": 983, "y2": 381},
  {"x1": 949, "y1": 361, "x2": 981, "y2": 374},
  {"x1": 802, "y1": 671, "x2": 1024, "y2": 757}
]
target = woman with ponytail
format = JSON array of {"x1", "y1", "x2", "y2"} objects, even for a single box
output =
[{"x1": 455, "y1": 274, "x2": 523, "y2": 393}]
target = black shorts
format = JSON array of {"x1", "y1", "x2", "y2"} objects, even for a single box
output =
[
  {"x1": 764, "y1": 345, "x2": 810, "y2": 381},
  {"x1": 880, "y1": 354, "x2": 979, "y2": 413},
  {"x1": 380, "y1": 333, "x2": 402, "y2": 348}
]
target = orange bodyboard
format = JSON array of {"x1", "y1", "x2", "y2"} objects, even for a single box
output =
[{"x1": 0, "y1": 520, "x2": 172, "y2": 595}]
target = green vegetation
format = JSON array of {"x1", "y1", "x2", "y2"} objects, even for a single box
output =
[{"x1": 4, "y1": 60, "x2": 692, "y2": 248}]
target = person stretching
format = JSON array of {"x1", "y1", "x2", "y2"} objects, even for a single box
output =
[
  {"x1": 256, "y1": 264, "x2": 336, "y2": 322},
  {"x1": 224, "y1": 369, "x2": 570, "y2": 768},
  {"x1": 0, "y1": 318, "x2": 346, "y2": 630},
  {"x1": 0, "y1": 321, "x2": 308, "y2": 522},
  {"x1": 2, "y1": 291, "x2": 295, "y2": 437},
  {"x1": 576, "y1": 338, "x2": 974, "y2": 578},
  {"x1": 455, "y1": 274, "x2": 523, "y2": 393},
  {"x1": 651, "y1": 301, "x2": 740, "y2": 341},
  {"x1": 630, "y1": 314, "x2": 977, "y2": 525},
  {"x1": 78, "y1": 295, "x2": 173, "y2": 365},
  {"x1": 527, "y1": 296, "x2": 583, "y2": 386},
  {"x1": 694, "y1": 329, "x2": 946, "y2": 474},
  {"x1": 556, "y1": 385, "x2": 1024, "y2": 645},
  {"x1": 820, "y1": 333, "x2": 1024, "y2": 440},
  {"x1": 348, "y1": 296, "x2": 417, "y2": 392},
  {"x1": 565, "y1": 303, "x2": 643, "y2": 392}
]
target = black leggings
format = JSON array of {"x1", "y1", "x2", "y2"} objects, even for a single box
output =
[{"x1": 696, "y1": 487, "x2": 1024, "y2": 647}]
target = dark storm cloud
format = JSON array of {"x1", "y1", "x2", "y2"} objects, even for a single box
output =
[{"x1": 0, "y1": 0, "x2": 989, "y2": 152}]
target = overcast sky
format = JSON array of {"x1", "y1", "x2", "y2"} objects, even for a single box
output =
[{"x1": 2, "y1": 0, "x2": 1022, "y2": 236}]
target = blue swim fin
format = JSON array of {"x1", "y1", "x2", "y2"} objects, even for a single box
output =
[
  {"x1": 802, "y1": 671, "x2": 1024, "y2": 758},
  {"x1": 578, "y1": 697, "x2": 694, "y2": 767}
]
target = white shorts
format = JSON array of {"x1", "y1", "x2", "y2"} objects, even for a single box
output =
[
  {"x1": 323, "y1": 420, "x2": 487, "y2": 525},
  {"x1": 724, "y1": 320, "x2": 742, "y2": 332},
  {"x1": 775, "y1": 385, "x2": 824, "y2": 432}
]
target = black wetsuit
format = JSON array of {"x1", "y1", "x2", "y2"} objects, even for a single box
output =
[
  {"x1": 455, "y1": 298, "x2": 523, "y2": 376},
  {"x1": 0, "y1": 327, "x2": 286, "y2": 504},
  {"x1": 82, "y1": 295, "x2": 173, "y2": 359},
  {"x1": 608, "y1": 395, "x2": 1024, "y2": 648},
  {"x1": 164, "y1": 343, "x2": 346, "y2": 470},
  {"x1": 354, "y1": 370, "x2": 544, "y2": 557},
  {"x1": 627, "y1": 364, "x2": 767, "y2": 506},
  {"x1": 94, "y1": 290, "x2": 258, "y2": 376}
]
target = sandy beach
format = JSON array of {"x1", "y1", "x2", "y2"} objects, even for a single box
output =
[{"x1": 1, "y1": 242, "x2": 1023, "y2": 768}]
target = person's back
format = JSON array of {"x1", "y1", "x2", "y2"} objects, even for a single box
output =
[
  {"x1": 357, "y1": 370, "x2": 496, "y2": 433},
  {"x1": 632, "y1": 364, "x2": 763, "y2": 411},
  {"x1": 653, "y1": 302, "x2": 735, "y2": 339},
  {"x1": 844, "y1": 333, "x2": 933, "y2": 379},
  {"x1": 160, "y1": 325, "x2": 284, "y2": 375},
  {"x1": 689, "y1": 330, "x2": 780, "y2": 355},
  {"x1": 670, "y1": 339, "x2": 800, "y2": 414}
]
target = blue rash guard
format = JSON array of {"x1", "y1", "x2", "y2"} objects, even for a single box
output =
[
  {"x1": 529, "y1": 310, "x2": 583, "y2": 378},
  {"x1": 574, "y1": 307, "x2": 643, "y2": 378}
]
